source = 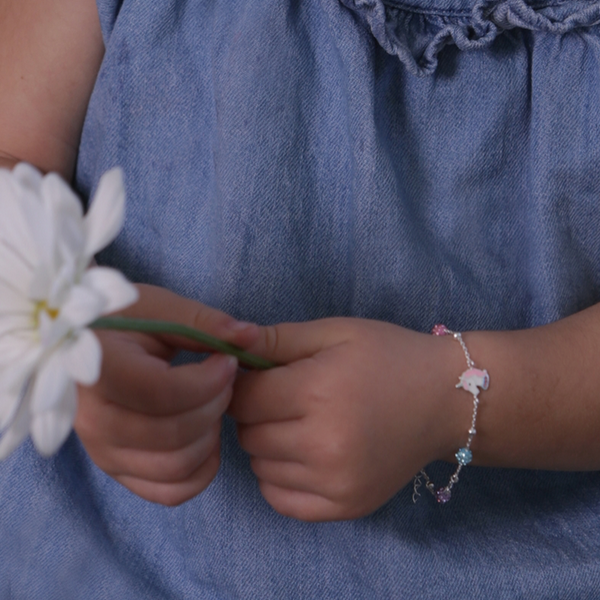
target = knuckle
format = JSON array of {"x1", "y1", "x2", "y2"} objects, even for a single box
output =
[
  {"x1": 315, "y1": 431, "x2": 351, "y2": 468},
  {"x1": 301, "y1": 379, "x2": 329, "y2": 412},
  {"x1": 264, "y1": 325, "x2": 280, "y2": 357}
]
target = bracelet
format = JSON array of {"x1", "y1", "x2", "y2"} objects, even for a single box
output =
[{"x1": 412, "y1": 324, "x2": 489, "y2": 504}]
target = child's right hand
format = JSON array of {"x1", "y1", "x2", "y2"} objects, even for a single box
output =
[{"x1": 74, "y1": 284, "x2": 259, "y2": 506}]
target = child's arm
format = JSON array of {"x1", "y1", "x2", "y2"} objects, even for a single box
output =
[
  {"x1": 0, "y1": 0, "x2": 259, "y2": 505},
  {"x1": 229, "y1": 303, "x2": 600, "y2": 521},
  {"x1": 0, "y1": 0, "x2": 104, "y2": 176}
]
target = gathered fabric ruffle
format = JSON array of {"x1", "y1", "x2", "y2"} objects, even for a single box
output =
[{"x1": 339, "y1": 0, "x2": 600, "y2": 75}]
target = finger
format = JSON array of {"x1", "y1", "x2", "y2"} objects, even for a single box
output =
[
  {"x1": 95, "y1": 343, "x2": 238, "y2": 415},
  {"x1": 114, "y1": 442, "x2": 221, "y2": 507},
  {"x1": 90, "y1": 422, "x2": 221, "y2": 483},
  {"x1": 258, "y1": 481, "x2": 345, "y2": 522},
  {"x1": 229, "y1": 365, "x2": 309, "y2": 423},
  {"x1": 242, "y1": 318, "x2": 351, "y2": 366},
  {"x1": 118, "y1": 284, "x2": 259, "y2": 351},
  {"x1": 236, "y1": 421, "x2": 305, "y2": 461},
  {"x1": 76, "y1": 381, "x2": 232, "y2": 451},
  {"x1": 250, "y1": 457, "x2": 315, "y2": 494},
  {"x1": 230, "y1": 351, "x2": 335, "y2": 424}
]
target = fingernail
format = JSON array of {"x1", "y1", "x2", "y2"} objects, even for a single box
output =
[
  {"x1": 225, "y1": 355, "x2": 238, "y2": 375},
  {"x1": 227, "y1": 320, "x2": 256, "y2": 332}
]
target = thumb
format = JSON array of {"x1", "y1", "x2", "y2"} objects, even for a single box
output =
[
  {"x1": 116, "y1": 283, "x2": 259, "y2": 350},
  {"x1": 245, "y1": 318, "x2": 349, "y2": 365}
]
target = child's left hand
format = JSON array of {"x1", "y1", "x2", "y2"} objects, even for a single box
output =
[{"x1": 229, "y1": 318, "x2": 468, "y2": 521}]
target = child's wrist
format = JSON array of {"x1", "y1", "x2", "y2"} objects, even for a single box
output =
[
  {"x1": 412, "y1": 326, "x2": 493, "y2": 503},
  {"x1": 428, "y1": 332, "x2": 476, "y2": 462}
]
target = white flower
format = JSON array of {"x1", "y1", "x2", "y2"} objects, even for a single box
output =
[{"x1": 0, "y1": 163, "x2": 138, "y2": 459}]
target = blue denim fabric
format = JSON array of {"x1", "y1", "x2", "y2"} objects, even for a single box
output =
[{"x1": 2, "y1": 0, "x2": 600, "y2": 597}]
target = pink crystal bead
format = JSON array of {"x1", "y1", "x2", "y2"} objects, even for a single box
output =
[
  {"x1": 431, "y1": 324, "x2": 448, "y2": 336},
  {"x1": 436, "y1": 488, "x2": 452, "y2": 504}
]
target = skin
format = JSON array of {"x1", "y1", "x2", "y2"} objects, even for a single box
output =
[
  {"x1": 76, "y1": 284, "x2": 259, "y2": 506},
  {"x1": 0, "y1": 0, "x2": 260, "y2": 506},
  {"x1": 229, "y1": 307, "x2": 600, "y2": 521},
  {"x1": 0, "y1": 0, "x2": 104, "y2": 177},
  {"x1": 2, "y1": 0, "x2": 600, "y2": 518}
]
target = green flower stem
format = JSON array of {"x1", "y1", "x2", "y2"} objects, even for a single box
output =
[{"x1": 91, "y1": 316, "x2": 276, "y2": 370}]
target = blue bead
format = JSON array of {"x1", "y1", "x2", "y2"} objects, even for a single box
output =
[{"x1": 456, "y1": 448, "x2": 472, "y2": 465}]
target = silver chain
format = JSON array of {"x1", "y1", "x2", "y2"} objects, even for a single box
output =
[{"x1": 413, "y1": 325, "x2": 489, "y2": 505}]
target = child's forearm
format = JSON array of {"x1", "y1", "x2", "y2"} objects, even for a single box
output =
[
  {"x1": 0, "y1": 0, "x2": 103, "y2": 179},
  {"x1": 451, "y1": 303, "x2": 600, "y2": 471}
]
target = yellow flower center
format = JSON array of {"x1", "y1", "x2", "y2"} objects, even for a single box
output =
[{"x1": 33, "y1": 301, "x2": 60, "y2": 326}]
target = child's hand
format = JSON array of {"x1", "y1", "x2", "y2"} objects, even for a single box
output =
[
  {"x1": 74, "y1": 284, "x2": 259, "y2": 506},
  {"x1": 229, "y1": 318, "x2": 468, "y2": 521}
]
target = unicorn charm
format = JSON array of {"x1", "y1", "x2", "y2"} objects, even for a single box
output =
[{"x1": 456, "y1": 368, "x2": 489, "y2": 397}]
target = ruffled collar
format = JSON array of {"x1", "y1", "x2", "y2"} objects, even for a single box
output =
[{"x1": 340, "y1": 0, "x2": 600, "y2": 75}]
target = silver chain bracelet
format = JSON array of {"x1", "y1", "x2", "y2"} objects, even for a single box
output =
[{"x1": 412, "y1": 324, "x2": 489, "y2": 504}]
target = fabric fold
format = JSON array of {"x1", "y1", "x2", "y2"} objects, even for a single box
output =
[{"x1": 340, "y1": 0, "x2": 600, "y2": 75}]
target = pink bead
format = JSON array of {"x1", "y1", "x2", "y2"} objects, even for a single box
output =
[
  {"x1": 436, "y1": 488, "x2": 452, "y2": 504},
  {"x1": 431, "y1": 324, "x2": 448, "y2": 336}
]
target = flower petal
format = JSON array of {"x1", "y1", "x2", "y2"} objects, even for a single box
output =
[
  {"x1": 41, "y1": 172, "x2": 83, "y2": 222},
  {"x1": 30, "y1": 380, "x2": 77, "y2": 456},
  {"x1": 43, "y1": 173, "x2": 86, "y2": 266},
  {"x1": 0, "y1": 314, "x2": 32, "y2": 340},
  {"x1": 46, "y1": 256, "x2": 76, "y2": 308},
  {"x1": 0, "y1": 280, "x2": 30, "y2": 314},
  {"x1": 0, "y1": 239, "x2": 34, "y2": 296},
  {"x1": 28, "y1": 265, "x2": 54, "y2": 302},
  {"x1": 83, "y1": 167, "x2": 125, "y2": 257},
  {"x1": 0, "y1": 169, "x2": 38, "y2": 266},
  {"x1": 13, "y1": 162, "x2": 43, "y2": 193},
  {"x1": 29, "y1": 349, "x2": 71, "y2": 413},
  {"x1": 0, "y1": 390, "x2": 25, "y2": 436},
  {"x1": 0, "y1": 332, "x2": 38, "y2": 370},
  {"x1": 62, "y1": 329, "x2": 102, "y2": 385},
  {"x1": 39, "y1": 312, "x2": 71, "y2": 351},
  {"x1": 0, "y1": 347, "x2": 39, "y2": 438},
  {"x1": 82, "y1": 267, "x2": 139, "y2": 314},
  {"x1": 59, "y1": 284, "x2": 106, "y2": 329},
  {"x1": 57, "y1": 215, "x2": 85, "y2": 267},
  {"x1": 0, "y1": 345, "x2": 39, "y2": 400},
  {"x1": 16, "y1": 175, "x2": 55, "y2": 273},
  {"x1": 0, "y1": 388, "x2": 31, "y2": 460}
]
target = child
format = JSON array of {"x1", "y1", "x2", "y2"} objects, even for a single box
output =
[{"x1": 2, "y1": 0, "x2": 600, "y2": 597}]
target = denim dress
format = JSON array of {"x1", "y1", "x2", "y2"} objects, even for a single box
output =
[{"x1": 2, "y1": 0, "x2": 600, "y2": 598}]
